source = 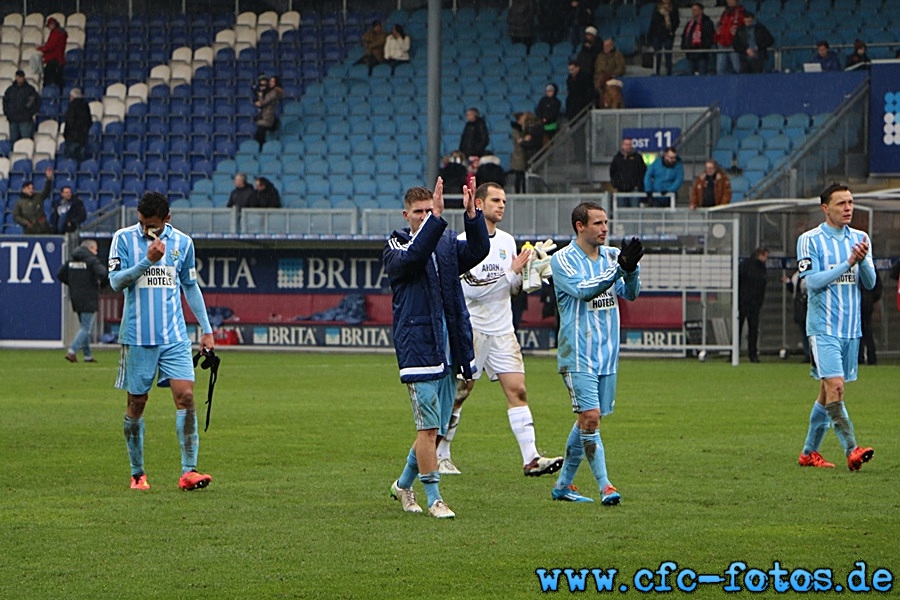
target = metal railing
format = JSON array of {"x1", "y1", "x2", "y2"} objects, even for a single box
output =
[{"x1": 750, "y1": 79, "x2": 869, "y2": 199}]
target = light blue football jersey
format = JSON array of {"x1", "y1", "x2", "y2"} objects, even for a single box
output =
[
  {"x1": 797, "y1": 223, "x2": 873, "y2": 339},
  {"x1": 552, "y1": 242, "x2": 640, "y2": 375},
  {"x1": 109, "y1": 223, "x2": 199, "y2": 346}
]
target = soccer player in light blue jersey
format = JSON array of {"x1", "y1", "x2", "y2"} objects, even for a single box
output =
[
  {"x1": 108, "y1": 192, "x2": 216, "y2": 491},
  {"x1": 796, "y1": 183, "x2": 876, "y2": 471},
  {"x1": 549, "y1": 202, "x2": 642, "y2": 505}
]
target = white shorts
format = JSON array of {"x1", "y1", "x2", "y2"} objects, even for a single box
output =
[{"x1": 470, "y1": 330, "x2": 525, "y2": 381}]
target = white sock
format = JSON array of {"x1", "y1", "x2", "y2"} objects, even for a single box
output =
[
  {"x1": 437, "y1": 408, "x2": 462, "y2": 460},
  {"x1": 508, "y1": 405, "x2": 538, "y2": 465}
]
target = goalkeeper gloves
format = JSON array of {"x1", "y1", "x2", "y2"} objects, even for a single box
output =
[
  {"x1": 522, "y1": 239, "x2": 556, "y2": 293},
  {"x1": 617, "y1": 237, "x2": 644, "y2": 273}
]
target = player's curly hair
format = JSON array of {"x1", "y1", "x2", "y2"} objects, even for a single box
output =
[{"x1": 138, "y1": 192, "x2": 170, "y2": 220}]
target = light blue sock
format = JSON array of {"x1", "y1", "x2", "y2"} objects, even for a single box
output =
[
  {"x1": 802, "y1": 402, "x2": 831, "y2": 455},
  {"x1": 418, "y1": 471, "x2": 441, "y2": 507},
  {"x1": 824, "y1": 401, "x2": 856, "y2": 456},
  {"x1": 555, "y1": 423, "x2": 583, "y2": 490},
  {"x1": 397, "y1": 447, "x2": 418, "y2": 489},
  {"x1": 175, "y1": 408, "x2": 199, "y2": 474},
  {"x1": 123, "y1": 415, "x2": 144, "y2": 477},
  {"x1": 580, "y1": 429, "x2": 611, "y2": 490}
]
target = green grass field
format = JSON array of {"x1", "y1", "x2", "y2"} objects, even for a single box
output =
[{"x1": 1, "y1": 349, "x2": 896, "y2": 599}]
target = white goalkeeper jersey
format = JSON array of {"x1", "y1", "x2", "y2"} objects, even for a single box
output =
[
  {"x1": 552, "y1": 242, "x2": 640, "y2": 375},
  {"x1": 458, "y1": 229, "x2": 522, "y2": 336},
  {"x1": 109, "y1": 223, "x2": 198, "y2": 346}
]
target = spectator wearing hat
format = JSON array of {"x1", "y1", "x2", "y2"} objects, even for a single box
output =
[
  {"x1": 63, "y1": 88, "x2": 92, "y2": 162},
  {"x1": 3, "y1": 70, "x2": 40, "y2": 144},
  {"x1": 38, "y1": 17, "x2": 68, "y2": 89},
  {"x1": 575, "y1": 25, "x2": 602, "y2": 74}
]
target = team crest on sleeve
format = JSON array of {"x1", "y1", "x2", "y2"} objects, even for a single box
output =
[
  {"x1": 797, "y1": 258, "x2": 812, "y2": 273},
  {"x1": 499, "y1": 249, "x2": 507, "y2": 260},
  {"x1": 108, "y1": 257, "x2": 121, "y2": 272}
]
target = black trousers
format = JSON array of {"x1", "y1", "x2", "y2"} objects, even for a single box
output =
[
  {"x1": 44, "y1": 59, "x2": 64, "y2": 89},
  {"x1": 739, "y1": 305, "x2": 762, "y2": 360}
]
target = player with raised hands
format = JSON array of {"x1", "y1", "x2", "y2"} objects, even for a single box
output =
[
  {"x1": 548, "y1": 202, "x2": 642, "y2": 505},
  {"x1": 436, "y1": 182, "x2": 563, "y2": 478},
  {"x1": 384, "y1": 177, "x2": 490, "y2": 519}
]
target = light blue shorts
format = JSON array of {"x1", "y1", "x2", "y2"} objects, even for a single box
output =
[
  {"x1": 809, "y1": 335, "x2": 859, "y2": 382},
  {"x1": 116, "y1": 340, "x2": 195, "y2": 395},
  {"x1": 562, "y1": 371, "x2": 618, "y2": 416},
  {"x1": 406, "y1": 373, "x2": 456, "y2": 435}
]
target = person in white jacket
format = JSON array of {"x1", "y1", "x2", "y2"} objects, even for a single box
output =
[{"x1": 384, "y1": 24, "x2": 410, "y2": 76}]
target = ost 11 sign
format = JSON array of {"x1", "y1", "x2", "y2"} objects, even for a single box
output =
[{"x1": 622, "y1": 127, "x2": 681, "y2": 151}]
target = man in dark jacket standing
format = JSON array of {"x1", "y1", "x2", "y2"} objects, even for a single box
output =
[
  {"x1": 732, "y1": 11, "x2": 774, "y2": 74},
  {"x1": 739, "y1": 247, "x2": 769, "y2": 362},
  {"x1": 384, "y1": 177, "x2": 489, "y2": 519},
  {"x1": 3, "y1": 70, "x2": 40, "y2": 143},
  {"x1": 609, "y1": 138, "x2": 647, "y2": 206},
  {"x1": 63, "y1": 88, "x2": 92, "y2": 162},
  {"x1": 459, "y1": 107, "x2": 490, "y2": 158},
  {"x1": 58, "y1": 239, "x2": 108, "y2": 363},
  {"x1": 13, "y1": 166, "x2": 54, "y2": 233},
  {"x1": 50, "y1": 185, "x2": 86, "y2": 233}
]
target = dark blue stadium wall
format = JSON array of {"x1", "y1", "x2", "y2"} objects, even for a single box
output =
[{"x1": 621, "y1": 72, "x2": 868, "y2": 116}]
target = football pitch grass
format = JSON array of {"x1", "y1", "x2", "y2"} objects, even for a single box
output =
[{"x1": 1, "y1": 349, "x2": 896, "y2": 599}]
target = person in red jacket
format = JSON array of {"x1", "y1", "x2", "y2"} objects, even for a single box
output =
[
  {"x1": 714, "y1": 0, "x2": 744, "y2": 75},
  {"x1": 38, "y1": 17, "x2": 68, "y2": 89}
]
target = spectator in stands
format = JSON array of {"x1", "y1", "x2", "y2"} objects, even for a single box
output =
[
  {"x1": 643, "y1": 147, "x2": 684, "y2": 207},
  {"x1": 681, "y1": 3, "x2": 716, "y2": 75},
  {"x1": 812, "y1": 40, "x2": 841, "y2": 72},
  {"x1": 254, "y1": 76, "x2": 283, "y2": 151},
  {"x1": 459, "y1": 107, "x2": 490, "y2": 159},
  {"x1": 50, "y1": 185, "x2": 87, "y2": 233},
  {"x1": 227, "y1": 174, "x2": 255, "y2": 209},
  {"x1": 845, "y1": 39, "x2": 871, "y2": 71},
  {"x1": 689, "y1": 160, "x2": 732, "y2": 209},
  {"x1": 475, "y1": 155, "x2": 507, "y2": 188},
  {"x1": 714, "y1": 0, "x2": 745, "y2": 75},
  {"x1": 250, "y1": 177, "x2": 281, "y2": 208},
  {"x1": 63, "y1": 87, "x2": 91, "y2": 162},
  {"x1": 648, "y1": 0, "x2": 680, "y2": 76},
  {"x1": 510, "y1": 112, "x2": 543, "y2": 193},
  {"x1": 732, "y1": 11, "x2": 774, "y2": 74},
  {"x1": 568, "y1": 1, "x2": 598, "y2": 54},
  {"x1": 507, "y1": 0, "x2": 537, "y2": 55},
  {"x1": 537, "y1": 0, "x2": 568, "y2": 54},
  {"x1": 37, "y1": 16, "x2": 68, "y2": 89},
  {"x1": 593, "y1": 38, "x2": 626, "y2": 95},
  {"x1": 565, "y1": 58, "x2": 595, "y2": 120},
  {"x1": 609, "y1": 138, "x2": 647, "y2": 206},
  {"x1": 354, "y1": 20, "x2": 387, "y2": 76},
  {"x1": 3, "y1": 70, "x2": 40, "y2": 144},
  {"x1": 13, "y1": 167, "x2": 54, "y2": 234},
  {"x1": 535, "y1": 83, "x2": 561, "y2": 143},
  {"x1": 439, "y1": 151, "x2": 469, "y2": 191},
  {"x1": 575, "y1": 26, "x2": 601, "y2": 74},
  {"x1": 383, "y1": 24, "x2": 410, "y2": 76}
]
